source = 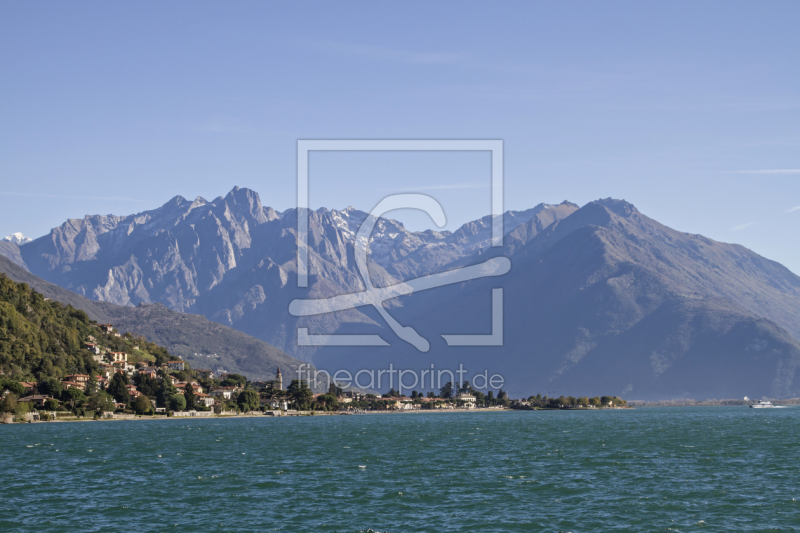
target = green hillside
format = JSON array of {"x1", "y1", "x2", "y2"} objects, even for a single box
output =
[
  {"x1": 0, "y1": 255, "x2": 311, "y2": 382},
  {"x1": 0, "y1": 274, "x2": 173, "y2": 381}
]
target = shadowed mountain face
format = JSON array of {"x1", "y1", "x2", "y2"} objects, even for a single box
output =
[
  {"x1": 329, "y1": 199, "x2": 800, "y2": 400},
  {"x1": 12, "y1": 187, "x2": 577, "y2": 363},
  {"x1": 5, "y1": 188, "x2": 800, "y2": 399}
]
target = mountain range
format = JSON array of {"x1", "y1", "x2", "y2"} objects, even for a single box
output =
[{"x1": 3, "y1": 187, "x2": 799, "y2": 400}]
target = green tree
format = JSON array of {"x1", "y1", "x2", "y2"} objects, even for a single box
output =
[
  {"x1": 169, "y1": 394, "x2": 186, "y2": 411},
  {"x1": 14, "y1": 400, "x2": 31, "y2": 421},
  {"x1": 316, "y1": 393, "x2": 339, "y2": 410},
  {"x1": 0, "y1": 276, "x2": 97, "y2": 381},
  {"x1": 156, "y1": 376, "x2": 178, "y2": 408},
  {"x1": 184, "y1": 382, "x2": 196, "y2": 410},
  {"x1": 221, "y1": 374, "x2": 247, "y2": 387},
  {"x1": 262, "y1": 380, "x2": 281, "y2": 400},
  {"x1": 0, "y1": 393, "x2": 18, "y2": 413},
  {"x1": 85, "y1": 373, "x2": 98, "y2": 396},
  {"x1": 237, "y1": 389, "x2": 260, "y2": 412},
  {"x1": 439, "y1": 382, "x2": 453, "y2": 399},
  {"x1": 44, "y1": 398, "x2": 60, "y2": 410},
  {"x1": 134, "y1": 374, "x2": 158, "y2": 397},
  {"x1": 133, "y1": 395, "x2": 153, "y2": 414},
  {"x1": 286, "y1": 379, "x2": 313, "y2": 409},
  {"x1": 328, "y1": 381, "x2": 343, "y2": 396},
  {"x1": 37, "y1": 377, "x2": 63, "y2": 398},
  {"x1": 0, "y1": 378, "x2": 24, "y2": 397},
  {"x1": 61, "y1": 387, "x2": 87, "y2": 410},
  {"x1": 174, "y1": 369, "x2": 192, "y2": 382},
  {"x1": 600, "y1": 396, "x2": 613, "y2": 406},
  {"x1": 89, "y1": 391, "x2": 115, "y2": 412},
  {"x1": 107, "y1": 373, "x2": 130, "y2": 404},
  {"x1": 197, "y1": 377, "x2": 215, "y2": 394}
]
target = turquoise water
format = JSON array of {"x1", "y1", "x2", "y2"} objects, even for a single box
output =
[{"x1": 2, "y1": 408, "x2": 800, "y2": 532}]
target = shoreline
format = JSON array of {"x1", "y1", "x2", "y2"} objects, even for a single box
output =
[
  {"x1": 6, "y1": 408, "x2": 514, "y2": 424},
  {"x1": 7, "y1": 400, "x2": 792, "y2": 425},
  {"x1": 21, "y1": 403, "x2": 800, "y2": 426},
  {"x1": 3, "y1": 406, "x2": 642, "y2": 425}
]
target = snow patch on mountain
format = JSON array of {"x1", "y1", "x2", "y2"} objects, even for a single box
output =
[{"x1": 2, "y1": 232, "x2": 32, "y2": 245}]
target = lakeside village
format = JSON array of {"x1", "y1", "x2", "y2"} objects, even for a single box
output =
[{"x1": 0, "y1": 322, "x2": 627, "y2": 423}]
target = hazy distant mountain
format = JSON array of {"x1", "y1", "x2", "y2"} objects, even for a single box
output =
[
  {"x1": 321, "y1": 198, "x2": 800, "y2": 400},
  {"x1": 0, "y1": 240, "x2": 26, "y2": 270},
  {"x1": 5, "y1": 187, "x2": 800, "y2": 400}
]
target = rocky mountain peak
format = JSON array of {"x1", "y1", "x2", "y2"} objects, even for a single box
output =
[
  {"x1": 591, "y1": 198, "x2": 638, "y2": 218},
  {"x1": 2, "y1": 232, "x2": 32, "y2": 245},
  {"x1": 223, "y1": 186, "x2": 269, "y2": 224},
  {"x1": 3, "y1": 189, "x2": 800, "y2": 400},
  {"x1": 165, "y1": 195, "x2": 189, "y2": 207}
]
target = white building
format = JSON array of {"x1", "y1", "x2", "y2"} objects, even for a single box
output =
[
  {"x1": 210, "y1": 389, "x2": 233, "y2": 400},
  {"x1": 266, "y1": 399, "x2": 288, "y2": 410},
  {"x1": 109, "y1": 352, "x2": 127, "y2": 363},
  {"x1": 454, "y1": 393, "x2": 477, "y2": 408},
  {"x1": 195, "y1": 393, "x2": 215, "y2": 408}
]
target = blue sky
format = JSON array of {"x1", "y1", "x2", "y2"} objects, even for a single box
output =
[{"x1": 1, "y1": 1, "x2": 799, "y2": 272}]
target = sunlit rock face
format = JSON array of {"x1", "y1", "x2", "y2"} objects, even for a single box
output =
[{"x1": 7, "y1": 188, "x2": 800, "y2": 399}]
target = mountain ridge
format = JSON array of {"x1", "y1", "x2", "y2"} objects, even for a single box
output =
[
  {"x1": 326, "y1": 198, "x2": 800, "y2": 399},
  {"x1": 3, "y1": 187, "x2": 800, "y2": 399}
]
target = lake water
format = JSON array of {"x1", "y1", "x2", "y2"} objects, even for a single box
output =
[{"x1": 2, "y1": 407, "x2": 799, "y2": 532}]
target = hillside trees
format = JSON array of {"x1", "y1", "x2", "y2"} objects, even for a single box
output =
[
  {"x1": 237, "y1": 389, "x2": 259, "y2": 412},
  {"x1": 286, "y1": 379, "x2": 312, "y2": 409},
  {"x1": 107, "y1": 373, "x2": 130, "y2": 404},
  {"x1": 0, "y1": 276, "x2": 98, "y2": 380}
]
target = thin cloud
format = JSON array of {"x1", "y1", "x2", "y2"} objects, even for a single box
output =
[
  {"x1": 732, "y1": 222, "x2": 758, "y2": 231},
  {"x1": 313, "y1": 40, "x2": 465, "y2": 66},
  {"x1": 727, "y1": 169, "x2": 800, "y2": 175},
  {"x1": 0, "y1": 191, "x2": 146, "y2": 202},
  {"x1": 788, "y1": 206, "x2": 800, "y2": 213},
  {"x1": 298, "y1": 38, "x2": 616, "y2": 85},
  {"x1": 310, "y1": 40, "x2": 560, "y2": 77}
]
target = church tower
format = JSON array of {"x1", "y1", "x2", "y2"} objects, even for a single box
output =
[{"x1": 276, "y1": 367, "x2": 283, "y2": 391}]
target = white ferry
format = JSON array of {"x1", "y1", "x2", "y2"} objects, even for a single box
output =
[{"x1": 749, "y1": 400, "x2": 775, "y2": 409}]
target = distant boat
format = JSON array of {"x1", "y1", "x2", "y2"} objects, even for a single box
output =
[{"x1": 750, "y1": 400, "x2": 775, "y2": 409}]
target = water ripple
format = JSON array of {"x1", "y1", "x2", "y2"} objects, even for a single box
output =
[{"x1": 1, "y1": 408, "x2": 800, "y2": 531}]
